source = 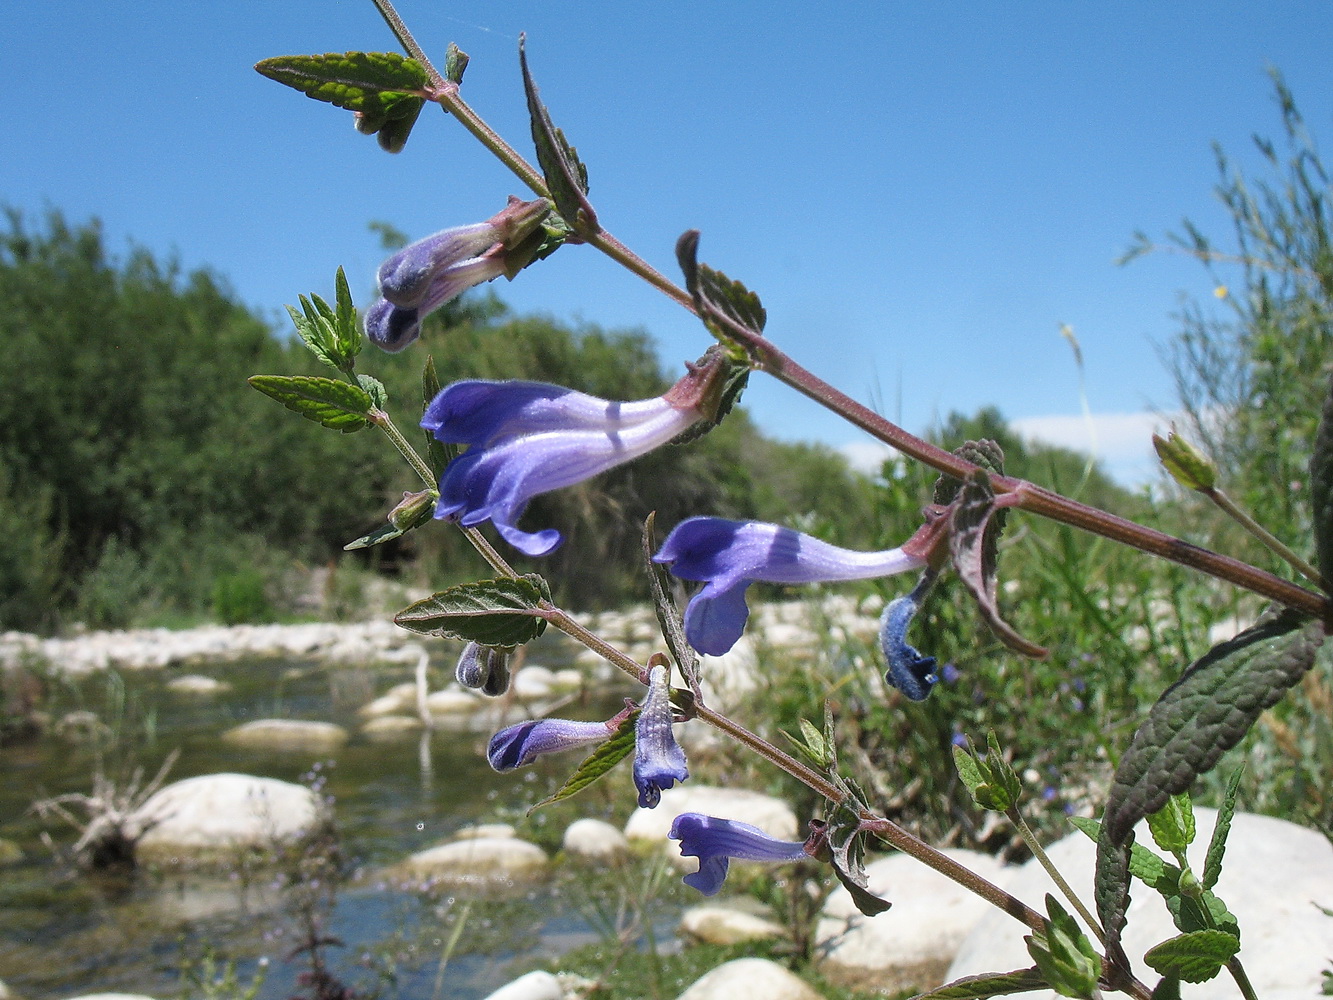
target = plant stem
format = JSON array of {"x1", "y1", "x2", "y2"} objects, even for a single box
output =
[
  {"x1": 1204, "y1": 485, "x2": 1328, "y2": 588},
  {"x1": 1226, "y1": 957, "x2": 1260, "y2": 1000},
  {"x1": 541, "y1": 605, "x2": 647, "y2": 683},
  {"x1": 370, "y1": 408, "x2": 438, "y2": 489},
  {"x1": 1007, "y1": 807, "x2": 1105, "y2": 944}
]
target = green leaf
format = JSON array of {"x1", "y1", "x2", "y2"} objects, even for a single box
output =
[
  {"x1": 953, "y1": 734, "x2": 1020, "y2": 812},
  {"x1": 1310, "y1": 372, "x2": 1333, "y2": 583},
  {"x1": 344, "y1": 521, "x2": 409, "y2": 551},
  {"x1": 789, "y1": 718, "x2": 833, "y2": 770},
  {"x1": 1150, "y1": 976, "x2": 1182, "y2": 1000},
  {"x1": 1143, "y1": 930, "x2": 1240, "y2": 984},
  {"x1": 421, "y1": 355, "x2": 454, "y2": 478},
  {"x1": 247, "y1": 375, "x2": 372, "y2": 432},
  {"x1": 1101, "y1": 607, "x2": 1324, "y2": 845},
  {"x1": 255, "y1": 52, "x2": 428, "y2": 152},
  {"x1": 912, "y1": 968, "x2": 1050, "y2": 1000},
  {"x1": 1093, "y1": 826, "x2": 1135, "y2": 979},
  {"x1": 333, "y1": 266, "x2": 362, "y2": 361},
  {"x1": 831, "y1": 861, "x2": 892, "y2": 917},
  {"x1": 1025, "y1": 895, "x2": 1100, "y2": 1000},
  {"x1": 1203, "y1": 768, "x2": 1244, "y2": 890},
  {"x1": 675, "y1": 230, "x2": 767, "y2": 344},
  {"x1": 519, "y1": 37, "x2": 595, "y2": 234},
  {"x1": 1146, "y1": 793, "x2": 1196, "y2": 856},
  {"x1": 1069, "y1": 816, "x2": 1181, "y2": 893},
  {"x1": 443, "y1": 42, "x2": 469, "y2": 85},
  {"x1": 1165, "y1": 886, "x2": 1239, "y2": 938},
  {"x1": 1153, "y1": 431, "x2": 1217, "y2": 492},
  {"x1": 528, "y1": 711, "x2": 637, "y2": 813},
  {"x1": 393, "y1": 576, "x2": 549, "y2": 646},
  {"x1": 949, "y1": 471, "x2": 1048, "y2": 659},
  {"x1": 357, "y1": 374, "x2": 387, "y2": 410}
]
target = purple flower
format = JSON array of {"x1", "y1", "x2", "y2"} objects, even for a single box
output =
[
  {"x1": 653, "y1": 518, "x2": 927, "y2": 656},
  {"x1": 365, "y1": 198, "x2": 551, "y2": 353},
  {"x1": 668, "y1": 813, "x2": 810, "y2": 896},
  {"x1": 487, "y1": 717, "x2": 613, "y2": 772},
  {"x1": 455, "y1": 642, "x2": 511, "y2": 695},
  {"x1": 633, "y1": 664, "x2": 688, "y2": 807},
  {"x1": 879, "y1": 581, "x2": 938, "y2": 702},
  {"x1": 423, "y1": 381, "x2": 702, "y2": 556}
]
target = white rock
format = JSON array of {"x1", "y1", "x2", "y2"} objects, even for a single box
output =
[
  {"x1": 358, "y1": 692, "x2": 413, "y2": 719},
  {"x1": 552, "y1": 668, "x2": 583, "y2": 691},
  {"x1": 626, "y1": 785, "x2": 798, "y2": 842},
  {"x1": 816, "y1": 848, "x2": 1007, "y2": 992},
  {"x1": 426, "y1": 689, "x2": 481, "y2": 715},
  {"x1": 511, "y1": 670, "x2": 554, "y2": 701},
  {"x1": 480, "y1": 970, "x2": 564, "y2": 1000},
  {"x1": 949, "y1": 808, "x2": 1333, "y2": 1000},
  {"x1": 452, "y1": 823, "x2": 516, "y2": 841},
  {"x1": 681, "y1": 903, "x2": 787, "y2": 945},
  {"x1": 562, "y1": 818, "x2": 630, "y2": 861},
  {"x1": 393, "y1": 836, "x2": 549, "y2": 888},
  {"x1": 676, "y1": 958, "x2": 821, "y2": 1000},
  {"x1": 133, "y1": 773, "x2": 322, "y2": 862},
  {"x1": 220, "y1": 719, "x2": 348, "y2": 753},
  {"x1": 361, "y1": 715, "x2": 424, "y2": 739},
  {"x1": 165, "y1": 674, "x2": 230, "y2": 696}
]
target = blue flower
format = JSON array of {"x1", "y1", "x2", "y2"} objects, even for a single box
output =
[
  {"x1": 455, "y1": 642, "x2": 511, "y2": 695},
  {"x1": 633, "y1": 664, "x2": 688, "y2": 807},
  {"x1": 423, "y1": 381, "x2": 702, "y2": 556},
  {"x1": 653, "y1": 518, "x2": 927, "y2": 655},
  {"x1": 487, "y1": 718, "x2": 613, "y2": 772},
  {"x1": 668, "y1": 813, "x2": 810, "y2": 896},
  {"x1": 365, "y1": 198, "x2": 551, "y2": 353},
  {"x1": 879, "y1": 578, "x2": 938, "y2": 701}
]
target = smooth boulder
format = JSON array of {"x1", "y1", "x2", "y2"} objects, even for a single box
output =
[
  {"x1": 133, "y1": 773, "x2": 322, "y2": 863},
  {"x1": 392, "y1": 836, "x2": 549, "y2": 889},
  {"x1": 220, "y1": 719, "x2": 348, "y2": 753},
  {"x1": 676, "y1": 958, "x2": 821, "y2": 1000}
]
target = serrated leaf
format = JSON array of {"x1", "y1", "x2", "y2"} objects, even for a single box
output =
[
  {"x1": 333, "y1": 266, "x2": 362, "y2": 360},
  {"x1": 256, "y1": 52, "x2": 428, "y2": 151},
  {"x1": 1102, "y1": 608, "x2": 1324, "y2": 845},
  {"x1": 791, "y1": 718, "x2": 832, "y2": 769},
  {"x1": 953, "y1": 744, "x2": 986, "y2": 790},
  {"x1": 344, "y1": 521, "x2": 408, "y2": 550},
  {"x1": 1026, "y1": 896, "x2": 1100, "y2": 1000},
  {"x1": 675, "y1": 230, "x2": 767, "y2": 347},
  {"x1": 357, "y1": 374, "x2": 388, "y2": 410},
  {"x1": 1202, "y1": 768, "x2": 1244, "y2": 890},
  {"x1": 519, "y1": 37, "x2": 596, "y2": 234},
  {"x1": 1165, "y1": 886, "x2": 1238, "y2": 938},
  {"x1": 949, "y1": 471, "x2": 1048, "y2": 659},
  {"x1": 1151, "y1": 975, "x2": 1182, "y2": 1000},
  {"x1": 933, "y1": 439, "x2": 1006, "y2": 505},
  {"x1": 1093, "y1": 826, "x2": 1135, "y2": 983},
  {"x1": 286, "y1": 302, "x2": 339, "y2": 371},
  {"x1": 1069, "y1": 816, "x2": 1181, "y2": 893},
  {"x1": 528, "y1": 711, "x2": 637, "y2": 813},
  {"x1": 393, "y1": 576, "x2": 548, "y2": 646},
  {"x1": 670, "y1": 355, "x2": 751, "y2": 447},
  {"x1": 1147, "y1": 793, "x2": 1195, "y2": 856},
  {"x1": 248, "y1": 375, "x2": 371, "y2": 432},
  {"x1": 1310, "y1": 372, "x2": 1333, "y2": 583},
  {"x1": 913, "y1": 967, "x2": 1050, "y2": 1000},
  {"x1": 1143, "y1": 930, "x2": 1239, "y2": 984}
]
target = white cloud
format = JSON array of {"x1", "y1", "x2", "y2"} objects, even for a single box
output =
[{"x1": 837, "y1": 410, "x2": 1186, "y2": 487}]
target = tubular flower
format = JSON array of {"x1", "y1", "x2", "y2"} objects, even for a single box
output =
[
  {"x1": 455, "y1": 642, "x2": 511, "y2": 695},
  {"x1": 653, "y1": 518, "x2": 927, "y2": 656},
  {"x1": 487, "y1": 717, "x2": 614, "y2": 772},
  {"x1": 365, "y1": 197, "x2": 550, "y2": 352},
  {"x1": 422, "y1": 381, "x2": 703, "y2": 556},
  {"x1": 879, "y1": 578, "x2": 938, "y2": 701},
  {"x1": 633, "y1": 664, "x2": 688, "y2": 807},
  {"x1": 669, "y1": 813, "x2": 811, "y2": 896}
]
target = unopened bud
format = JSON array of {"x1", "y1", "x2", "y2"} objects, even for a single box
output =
[
  {"x1": 389, "y1": 489, "x2": 437, "y2": 531},
  {"x1": 1153, "y1": 431, "x2": 1217, "y2": 491}
]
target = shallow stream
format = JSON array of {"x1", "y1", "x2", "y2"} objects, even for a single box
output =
[{"x1": 0, "y1": 636, "x2": 674, "y2": 1000}]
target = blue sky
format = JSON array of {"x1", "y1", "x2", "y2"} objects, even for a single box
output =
[{"x1": 6, "y1": 2, "x2": 1333, "y2": 484}]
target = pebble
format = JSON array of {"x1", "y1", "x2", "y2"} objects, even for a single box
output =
[
  {"x1": 680, "y1": 902, "x2": 787, "y2": 945},
  {"x1": 220, "y1": 719, "x2": 349, "y2": 753},
  {"x1": 392, "y1": 836, "x2": 549, "y2": 889},
  {"x1": 164, "y1": 674, "x2": 230, "y2": 696},
  {"x1": 676, "y1": 958, "x2": 822, "y2": 1000}
]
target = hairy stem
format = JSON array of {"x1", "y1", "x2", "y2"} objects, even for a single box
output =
[
  {"x1": 1204, "y1": 484, "x2": 1328, "y2": 588},
  {"x1": 1007, "y1": 807, "x2": 1105, "y2": 944}
]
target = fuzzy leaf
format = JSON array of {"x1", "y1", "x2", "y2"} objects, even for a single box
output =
[
  {"x1": 248, "y1": 375, "x2": 371, "y2": 432},
  {"x1": 1146, "y1": 793, "x2": 1196, "y2": 856},
  {"x1": 1310, "y1": 373, "x2": 1333, "y2": 583},
  {"x1": 256, "y1": 52, "x2": 428, "y2": 151},
  {"x1": 1202, "y1": 768, "x2": 1244, "y2": 890},
  {"x1": 393, "y1": 576, "x2": 548, "y2": 646},
  {"x1": 1150, "y1": 976, "x2": 1182, "y2": 1000},
  {"x1": 676, "y1": 230, "x2": 767, "y2": 342},
  {"x1": 519, "y1": 37, "x2": 595, "y2": 234},
  {"x1": 1165, "y1": 886, "x2": 1238, "y2": 938},
  {"x1": 791, "y1": 718, "x2": 833, "y2": 770},
  {"x1": 1101, "y1": 608, "x2": 1323, "y2": 845},
  {"x1": 1143, "y1": 930, "x2": 1240, "y2": 984},
  {"x1": 1153, "y1": 432, "x2": 1217, "y2": 492},
  {"x1": 1093, "y1": 826, "x2": 1135, "y2": 982},
  {"x1": 913, "y1": 968, "x2": 1050, "y2": 1000},
  {"x1": 332, "y1": 266, "x2": 362, "y2": 360},
  {"x1": 1025, "y1": 896, "x2": 1100, "y2": 1000},
  {"x1": 528, "y1": 711, "x2": 637, "y2": 813},
  {"x1": 357, "y1": 373, "x2": 387, "y2": 410},
  {"x1": 949, "y1": 471, "x2": 1047, "y2": 658},
  {"x1": 443, "y1": 42, "x2": 469, "y2": 85}
]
